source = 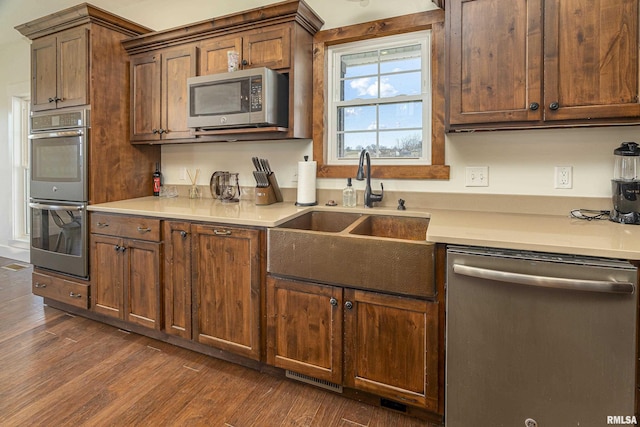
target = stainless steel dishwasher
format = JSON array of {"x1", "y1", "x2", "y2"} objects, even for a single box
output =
[{"x1": 446, "y1": 246, "x2": 638, "y2": 427}]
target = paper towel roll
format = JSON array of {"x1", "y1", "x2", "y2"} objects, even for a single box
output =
[{"x1": 296, "y1": 159, "x2": 317, "y2": 206}]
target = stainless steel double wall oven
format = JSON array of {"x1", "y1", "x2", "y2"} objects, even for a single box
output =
[{"x1": 29, "y1": 108, "x2": 89, "y2": 278}]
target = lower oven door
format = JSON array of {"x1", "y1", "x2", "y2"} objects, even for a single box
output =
[{"x1": 29, "y1": 200, "x2": 87, "y2": 278}]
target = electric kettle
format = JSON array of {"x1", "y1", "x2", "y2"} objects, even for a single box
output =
[{"x1": 611, "y1": 141, "x2": 640, "y2": 224}]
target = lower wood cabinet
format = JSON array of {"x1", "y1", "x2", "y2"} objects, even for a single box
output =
[
  {"x1": 163, "y1": 220, "x2": 262, "y2": 361},
  {"x1": 90, "y1": 213, "x2": 162, "y2": 330},
  {"x1": 32, "y1": 270, "x2": 90, "y2": 309},
  {"x1": 266, "y1": 275, "x2": 439, "y2": 411}
]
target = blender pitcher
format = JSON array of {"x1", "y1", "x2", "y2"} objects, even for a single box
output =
[{"x1": 611, "y1": 142, "x2": 640, "y2": 224}]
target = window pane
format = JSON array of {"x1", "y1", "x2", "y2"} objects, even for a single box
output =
[
  {"x1": 378, "y1": 130, "x2": 422, "y2": 158},
  {"x1": 379, "y1": 102, "x2": 422, "y2": 129},
  {"x1": 339, "y1": 105, "x2": 377, "y2": 132},
  {"x1": 341, "y1": 131, "x2": 376, "y2": 159},
  {"x1": 380, "y1": 72, "x2": 421, "y2": 98},
  {"x1": 341, "y1": 50, "x2": 378, "y2": 78},
  {"x1": 342, "y1": 77, "x2": 379, "y2": 101},
  {"x1": 380, "y1": 44, "x2": 422, "y2": 73}
]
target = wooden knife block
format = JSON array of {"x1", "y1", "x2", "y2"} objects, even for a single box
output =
[{"x1": 255, "y1": 173, "x2": 283, "y2": 205}]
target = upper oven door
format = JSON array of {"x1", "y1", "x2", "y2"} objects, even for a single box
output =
[{"x1": 29, "y1": 129, "x2": 88, "y2": 202}]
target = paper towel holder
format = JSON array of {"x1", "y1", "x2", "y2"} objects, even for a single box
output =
[{"x1": 295, "y1": 156, "x2": 318, "y2": 206}]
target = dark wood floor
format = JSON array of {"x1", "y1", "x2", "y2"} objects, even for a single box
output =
[{"x1": 0, "y1": 258, "x2": 434, "y2": 426}]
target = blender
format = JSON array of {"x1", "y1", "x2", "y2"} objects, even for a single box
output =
[{"x1": 611, "y1": 142, "x2": 640, "y2": 224}]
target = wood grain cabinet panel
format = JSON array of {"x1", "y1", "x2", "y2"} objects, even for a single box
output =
[
  {"x1": 448, "y1": 0, "x2": 640, "y2": 129},
  {"x1": 162, "y1": 221, "x2": 192, "y2": 339},
  {"x1": 192, "y1": 224, "x2": 261, "y2": 361},
  {"x1": 31, "y1": 27, "x2": 89, "y2": 111},
  {"x1": 32, "y1": 271, "x2": 90, "y2": 309},
  {"x1": 90, "y1": 213, "x2": 162, "y2": 330},
  {"x1": 199, "y1": 36, "x2": 243, "y2": 75},
  {"x1": 130, "y1": 45, "x2": 197, "y2": 143},
  {"x1": 266, "y1": 276, "x2": 343, "y2": 384}
]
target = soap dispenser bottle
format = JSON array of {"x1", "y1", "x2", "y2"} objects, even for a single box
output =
[{"x1": 343, "y1": 177, "x2": 356, "y2": 207}]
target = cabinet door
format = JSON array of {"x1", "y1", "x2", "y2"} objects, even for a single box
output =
[
  {"x1": 91, "y1": 234, "x2": 123, "y2": 318},
  {"x1": 163, "y1": 221, "x2": 192, "y2": 339},
  {"x1": 344, "y1": 290, "x2": 439, "y2": 410},
  {"x1": 266, "y1": 276, "x2": 343, "y2": 384},
  {"x1": 199, "y1": 36, "x2": 243, "y2": 75},
  {"x1": 192, "y1": 224, "x2": 261, "y2": 360},
  {"x1": 243, "y1": 26, "x2": 291, "y2": 70},
  {"x1": 161, "y1": 46, "x2": 197, "y2": 140},
  {"x1": 544, "y1": 0, "x2": 640, "y2": 121},
  {"x1": 56, "y1": 27, "x2": 89, "y2": 109},
  {"x1": 448, "y1": 0, "x2": 543, "y2": 125},
  {"x1": 31, "y1": 34, "x2": 58, "y2": 112},
  {"x1": 131, "y1": 53, "x2": 161, "y2": 141},
  {"x1": 123, "y1": 239, "x2": 162, "y2": 330}
]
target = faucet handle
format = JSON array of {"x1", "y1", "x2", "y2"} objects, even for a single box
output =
[{"x1": 371, "y1": 182, "x2": 384, "y2": 203}]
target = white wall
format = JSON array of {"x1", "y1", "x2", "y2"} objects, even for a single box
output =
[{"x1": 0, "y1": 0, "x2": 638, "y2": 260}]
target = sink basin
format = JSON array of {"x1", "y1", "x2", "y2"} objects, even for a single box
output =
[
  {"x1": 268, "y1": 212, "x2": 435, "y2": 298},
  {"x1": 349, "y1": 215, "x2": 428, "y2": 240},
  {"x1": 276, "y1": 211, "x2": 362, "y2": 232}
]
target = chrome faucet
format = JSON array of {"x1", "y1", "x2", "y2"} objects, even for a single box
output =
[{"x1": 356, "y1": 149, "x2": 384, "y2": 208}]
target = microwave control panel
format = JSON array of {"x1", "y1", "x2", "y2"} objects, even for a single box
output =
[{"x1": 250, "y1": 76, "x2": 263, "y2": 112}]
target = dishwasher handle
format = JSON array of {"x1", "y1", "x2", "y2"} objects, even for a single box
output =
[{"x1": 453, "y1": 264, "x2": 635, "y2": 294}]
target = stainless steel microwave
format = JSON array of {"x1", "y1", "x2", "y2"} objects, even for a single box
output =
[{"x1": 187, "y1": 67, "x2": 289, "y2": 130}]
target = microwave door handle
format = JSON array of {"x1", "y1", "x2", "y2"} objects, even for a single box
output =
[
  {"x1": 28, "y1": 130, "x2": 84, "y2": 139},
  {"x1": 29, "y1": 202, "x2": 85, "y2": 211}
]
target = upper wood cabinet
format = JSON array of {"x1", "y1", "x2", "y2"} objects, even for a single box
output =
[
  {"x1": 130, "y1": 46, "x2": 197, "y2": 143},
  {"x1": 30, "y1": 27, "x2": 89, "y2": 111},
  {"x1": 447, "y1": 0, "x2": 640, "y2": 130},
  {"x1": 123, "y1": 0, "x2": 323, "y2": 143}
]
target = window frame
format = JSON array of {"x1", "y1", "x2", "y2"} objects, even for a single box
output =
[
  {"x1": 327, "y1": 31, "x2": 432, "y2": 166},
  {"x1": 312, "y1": 9, "x2": 449, "y2": 180}
]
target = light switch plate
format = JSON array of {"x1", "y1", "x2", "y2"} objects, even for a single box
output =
[{"x1": 465, "y1": 166, "x2": 489, "y2": 187}]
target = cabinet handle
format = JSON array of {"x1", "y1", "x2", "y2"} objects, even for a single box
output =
[
  {"x1": 114, "y1": 245, "x2": 121, "y2": 251},
  {"x1": 179, "y1": 230, "x2": 188, "y2": 238},
  {"x1": 48, "y1": 97, "x2": 56, "y2": 103},
  {"x1": 120, "y1": 246, "x2": 127, "y2": 253},
  {"x1": 529, "y1": 102, "x2": 539, "y2": 111},
  {"x1": 137, "y1": 227, "x2": 152, "y2": 233},
  {"x1": 344, "y1": 301, "x2": 353, "y2": 310},
  {"x1": 34, "y1": 282, "x2": 47, "y2": 288},
  {"x1": 213, "y1": 229, "x2": 232, "y2": 236},
  {"x1": 152, "y1": 129, "x2": 159, "y2": 134},
  {"x1": 97, "y1": 222, "x2": 109, "y2": 228},
  {"x1": 330, "y1": 297, "x2": 338, "y2": 307},
  {"x1": 69, "y1": 292, "x2": 82, "y2": 299},
  {"x1": 55, "y1": 97, "x2": 62, "y2": 102},
  {"x1": 549, "y1": 101, "x2": 560, "y2": 110},
  {"x1": 242, "y1": 59, "x2": 248, "y2": 66}
]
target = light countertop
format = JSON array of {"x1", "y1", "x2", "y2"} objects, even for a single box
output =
[{"x1": 88, "y1": 196, "x2": 640, "y2": 260}]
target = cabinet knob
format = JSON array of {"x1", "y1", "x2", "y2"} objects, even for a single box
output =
[
  {"x1": 69, "y1": 292, "x2": 82, "y2": 299},
  {"x1": 180, "y1": 230, "x2": 188, "y2": 238},
  {"x1": 114, "y1": 245, "x2": 121, "y2": 251},
  {"x1": 330, "y1": 297, "x2": 338, "y2": 307},
  {"x1": 120, "y1": 246, "x2": 127, "y2": 253},
  {"x1": 344, "y1": 301, "x2": 353, "y2": 310},
  {"x1": 152, "y1": 129, "x2": 159, "y2": 134},
  {"x1": 529, "y1": 102, "x2": 539, "y2": 111},
  {"x1": 242, "y1": 59, "x2": 248, "y2": 66},
  {"x1": 48, "y1": 97, "x2": 55, "y2": 103},
  {"x1": 549, "y1": 102, "x2": 560, "y2": 110}
]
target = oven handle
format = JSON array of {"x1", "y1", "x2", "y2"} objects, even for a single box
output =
[
  {"x1": 28, "y1": 130, "x2": 84, "y2": 139},
  {"x1": 453, "y1": 264, "x2": 636, "y2": 294},
  {"x1": 29, "y1": 202, "x2": 85, "y2": 211}
]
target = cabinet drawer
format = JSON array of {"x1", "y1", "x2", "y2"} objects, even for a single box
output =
[
  {"x1": 91, "y1": 213, "x2": 160, "y2": 241},
  {"x1": 32, "y1": 272, "x2": 90, "y2": 309}
]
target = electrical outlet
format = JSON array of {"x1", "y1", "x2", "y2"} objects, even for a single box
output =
[
  {"x1": 465, "y1": 166, "x2": 489, "y2": 187},
  {"x1": 180, "y1": 168, "x2": 187, "y2": 180},
  {"x1": 555, "y1": 166, "x2": 572, "y2": 189}
]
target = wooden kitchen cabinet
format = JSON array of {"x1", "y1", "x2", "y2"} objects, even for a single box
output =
[
  {"x1": 32, "y1": 270, "x2": 90, "y2": 309},
  {"x1": 199, "y1": 26, "x2": 290, "y2": 75},
  {"x1": 90, "y1": 213, "x2": 162, "y2": 330},
  {"x1": 266, "y1": 276, "x2": 343, "y2": 384},
  {"x1": 266, "y1": 275, "x2": 439, "y2": 411},
  {"x1": 191, "y1": 223, "x2": 262, "y2": 361},
  {"x1": 448, "y1": 0, "x2": 640, "y2": 129},
  {"x1": 130, "y1": 45, "x2": 197, "y2": 143},
  {"x1": 30, "y1": 27, "x2": 88, "y2": 112},
  {"x1": 162, "y1": 220, "x2": 192, "y2": 339}
]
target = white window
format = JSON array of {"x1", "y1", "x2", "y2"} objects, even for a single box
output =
[
  {"x1": 11, "y1": 96, "x2": 30, "y2": 243},
  {"x1": 326, "y1": 30, "x2": 431, "y2": 166}
]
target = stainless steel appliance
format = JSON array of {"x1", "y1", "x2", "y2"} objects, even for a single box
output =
[
  {"x1": 446, "y1": 246, "x2": 637, "y2": 427},
  {"x1": 611, "y1": 141, "x2": 640, "y2": 224},
  {"x1": 29, "y1": 108, "x2": 90, "y2": 277},
  {"x1": 187, "y1": 67, "x2": 289, "y2": 129}
]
